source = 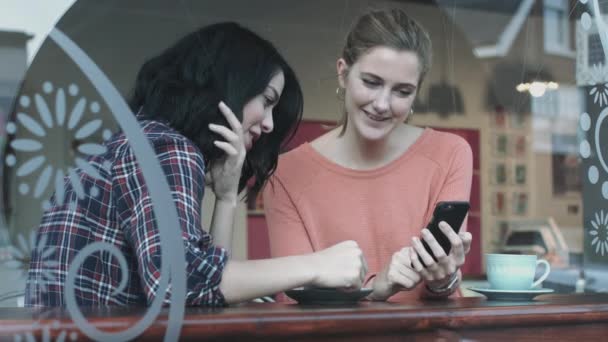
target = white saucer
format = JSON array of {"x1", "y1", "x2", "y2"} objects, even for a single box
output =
[{"x1": 468, "y1": 287, "x2": 554, "y2": 301}]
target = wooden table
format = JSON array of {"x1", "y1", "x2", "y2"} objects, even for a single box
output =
[{"x1": 1, "y1": 293, "x2": 608, "y2": 341}]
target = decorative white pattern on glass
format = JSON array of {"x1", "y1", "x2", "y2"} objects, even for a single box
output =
[
  {"x1": 2, "y1": 231, "x2": 58, "y2": 290},
  {"x1": 580, "y1": 140, "x2": 591, "y2": 158},
  {"x1": 47, "y1": 27, "x2": 187, "y2": 342},
  {"x1": 589, "y1": 166, "x2": 599, "y2": 184},
  {"x1": 6, "y1": 121, "x2": 17, "y2": 134},
  {"x1": 580, "y1": 106, "x2": 608, "y2": 199},
  {"x1": 589, "y1": 210, "x2": 608, "y2": 256},
  {"x1": 589, "y1": 82, "x2": 608, "y2": 106},
  {"x1": 581, "y1": 12, "x2": 592, "y2": 30},
  {"x1": 581, "y1": 112, "x2": 591, "y2": 131},
  {"x1": 7, "y1": 82, "x2": 108, "y2": 208},
  {"x1": 11, "y1": 321, "x2": 78, "y2": 342},
  {"x1": 5, "y1": 154, "x2": 16, "y2": 167}
]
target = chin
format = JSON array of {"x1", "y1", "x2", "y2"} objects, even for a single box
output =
[{"x1": 353, "y1": 119, "x2": 394, "y2": 141}]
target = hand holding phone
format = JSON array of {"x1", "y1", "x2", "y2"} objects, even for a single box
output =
[{"x1": 420, "y1": 201, "x2": 470, "y2": 263}]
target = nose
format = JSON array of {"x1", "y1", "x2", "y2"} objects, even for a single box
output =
[
  {"x1": 261, "y1": 111, "x2": 274, "y2": 133},
  {"x1": 372, "y1": 89, "x2": 390, "y2": 113}
]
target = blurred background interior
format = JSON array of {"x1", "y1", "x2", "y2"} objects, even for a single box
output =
[{"x1": 1, "y1": 0, "x2": 607, "y2": 306}]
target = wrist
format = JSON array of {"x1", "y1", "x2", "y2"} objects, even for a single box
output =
[
  {"x1": 368, "y1": 269, "x2": 394, "y2": 301},
  {"x1": 425, "y1": 271, "x2": 460, "y2": 296},
  {"x1": 215, "y1": 195, "x2": 238, "y2": 206},
  {"x1": 304, "y1": 253, "x2": 322, "y2": 286}
]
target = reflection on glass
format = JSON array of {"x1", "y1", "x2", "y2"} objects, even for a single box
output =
[{"x1": 0, "y1": 0, "x2": 606, "y2": 339}]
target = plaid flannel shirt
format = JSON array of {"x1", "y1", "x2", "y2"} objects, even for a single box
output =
[{"x1": 25, "y1": 120, "x2": 228, "y2": 307}]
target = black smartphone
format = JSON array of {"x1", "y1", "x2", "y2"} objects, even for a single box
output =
[{"x1": 420, "y1": 201, "x2": 470, "y2": 263}]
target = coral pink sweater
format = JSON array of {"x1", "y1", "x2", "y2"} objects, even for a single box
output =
[{"x1": 263, "y1": 128, "x2": 473, "y2": 302}]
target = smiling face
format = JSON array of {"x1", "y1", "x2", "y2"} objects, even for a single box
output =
[
  {"x1": 338, "y1": 46, "x2": 420, "y2": 142},
  {"x1": 241, "y1": 71, "x2": 285, "y2": 150}
]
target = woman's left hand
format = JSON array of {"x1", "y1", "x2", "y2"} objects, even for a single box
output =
[{"x1": 410, "y1": 222, "x2": 472, "y2": 288}]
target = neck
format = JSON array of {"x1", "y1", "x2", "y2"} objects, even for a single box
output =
[{"x1": 336, "y1": 124, "x2": 402, "y2": 169}]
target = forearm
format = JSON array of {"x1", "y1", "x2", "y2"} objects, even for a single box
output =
[
  {"x1": 209, "y1": 197, "x2": 237, "y2": 250},
  {"x1": 219, "y1": 255, "x2": 316, "y2": 304}
]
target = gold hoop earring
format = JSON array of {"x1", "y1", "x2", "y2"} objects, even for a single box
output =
[{"x1": 336, "y1": 87, "x2": 345, "y2": 101}]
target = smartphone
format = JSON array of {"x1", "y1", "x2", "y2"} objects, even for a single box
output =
[{"x1": 420, "y1": 201, "x2": 470, "y2": 263}]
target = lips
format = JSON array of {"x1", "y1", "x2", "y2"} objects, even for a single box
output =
[
  {"x1": 246, "y1": 132, "x2": 260, "y2": 150},
  {"x1": 363, "y1": 110, "x2": 389, "y2": 122}
]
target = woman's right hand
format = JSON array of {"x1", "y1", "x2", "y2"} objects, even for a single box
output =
[
  {"x1": 207, "y1": 101, "x2": 247, "y2": 203},
  {"x1": 309, "y1": 240, "x2": 367, "y2": 289},
  {"x1": 369, "y1": 247, "x2": 421, "y2": 301}
]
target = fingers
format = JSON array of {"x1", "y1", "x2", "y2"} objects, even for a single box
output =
[
  {"x1": 361, "y1": 254, "x2": 369, "y2": 285},
  {"x1": 409, "y1": 248, "x2": 431, "y2": 279},
  {"x1": 387, "y1": 267, "x2": 420, "y2": 289},
  {"x1": 460, "y1": 231, "x2": 473, "y2": 254},
  {"x1": 438, "y1": 221, "x2": 462, "y2": 252},
  {"x1": 438, "y1": 221, "x2": 464, "y2": 261},
  {"x1": 421, "y1": 228, "x2": 447, "y2": 260},
  {"x1": 208, "y1": 123, "x2": 240, "y2": 145},
  {"x1": 411, "y1": 235, "x2": 436, "y2": 268},
  {"x1": 209, "y1": 104, "x2": 246, "y2": 161},
  {"x1": 341, "y1": 240, "x2": 365, "y2": 289},
  {"x1": 387, "y1": 248, "x2": 421, "y2": 290},
  {"x1": 412, "y1": 235, "x2": 452, "y2": 282},
  {"x1": 218, "y1": 101, "x2": 243, "y2": 133},
  {"x1": 212, "y1": 141, "x2": 238, "y2": 156},
  {"x1": 437, "y1": 222, "x2": 472, "y2": 270}
]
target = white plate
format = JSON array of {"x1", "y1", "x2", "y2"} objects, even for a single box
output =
[
  {"x1": 468, "y1": 287, "x2": 554, "y2": 301},
  {"x1": 285, "y1": 287, "x2": 372, "y2": 305}
]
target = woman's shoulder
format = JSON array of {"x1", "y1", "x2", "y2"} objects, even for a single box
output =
[
  {"x1": 412, "y1": 128, "x2": 472, "y2": 169},
  {"x1": 111, "y1": 120, "x2": 203, "y2": 163},
  {"x1": 421, "y1": 129, "x2": 471, "y2": 154},
  {"x1": 276, "y1": 143, "x2": 317, "y2": 174},
  {"x1": 138, "y1": 120, "x2": 199, "y2": 152}
]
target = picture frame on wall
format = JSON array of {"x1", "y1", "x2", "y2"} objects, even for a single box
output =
[
  {"x1": 491, "y1": 106, "x2": 508, "y2": 129},
  {"x1": 512, "y1": 135, "x2": 527, "y2": 157},
  {"x1": 512, "y1": 192, "x2": 529, "y2": 216},
  {"x1": 492, "y1": 191, "x2": 507, "y2": 216},
  {"x1": 509, "y1": 112, "x2": 526, "y2": 130},
  {"x1": 492, "y1": 162, "x2": 508, "y2": 185},
  {"x1": 514, "y1": 163, "x2": 527, "y2": 185},
  {"x1": 493, "y1": 134, "x2": 509, "y2": 157}
]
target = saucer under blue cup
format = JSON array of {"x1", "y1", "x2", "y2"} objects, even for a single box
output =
[{"x1": 468, "y1": 287, "x2": 554, "y2": 301}]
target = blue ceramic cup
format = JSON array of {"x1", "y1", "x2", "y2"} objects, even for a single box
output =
[{"x1": 486, "y1": 253, "x2": 551, "y2": 290}]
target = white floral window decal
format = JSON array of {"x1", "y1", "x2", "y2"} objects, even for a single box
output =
[
  {"x1": 589, "y1": 210, "x2": 608, "y2": 256},
  {"x1": 11, "y1": 320, "x2": 78, "y2": 342},
  {"x1": 589, "y1": 79, "x2": 608, "y2": 107},
  {"x1": 6, "y1": 81, "x2": 113, "y2": 210}
]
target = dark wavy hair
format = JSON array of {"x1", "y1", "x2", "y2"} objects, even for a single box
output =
[{"x1": 129, "y1": 22, "x2": 303, "y2": 198}]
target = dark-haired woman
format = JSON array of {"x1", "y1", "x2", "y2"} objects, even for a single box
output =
[{"x1": 25, "y1": 22, "x2": 367, "y2": 307}]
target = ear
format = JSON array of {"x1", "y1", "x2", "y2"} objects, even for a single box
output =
[{"x1": 336, "y1": 58, "x2": 349, "y2": 88}]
